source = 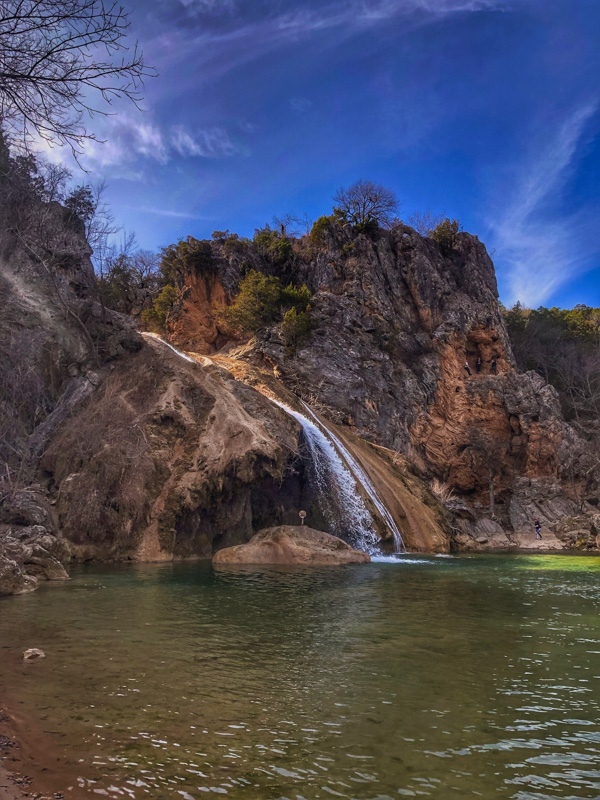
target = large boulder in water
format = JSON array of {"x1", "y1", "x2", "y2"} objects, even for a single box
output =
[{"x1": 212, "y1": 525, "x2": 370, "y2": 566}]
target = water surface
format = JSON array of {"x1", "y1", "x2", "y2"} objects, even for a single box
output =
[{"x1": 1, "y1": 554, "x2": 600, "y2": 799}]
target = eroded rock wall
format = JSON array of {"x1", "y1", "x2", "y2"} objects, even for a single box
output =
[
  {"x1": 40, "y1": 338, "x2": 305, "y2": 561},
  {"x1": 165, "y1": 222, "x2": 597, "y2": 548}
]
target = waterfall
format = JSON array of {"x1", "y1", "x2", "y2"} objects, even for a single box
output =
[
  {"x1": 301, "y1": 404, "x2": 405, "y2": 552},
  {"x1": 272, "y1": 399, "x2": 404, "y2": 554},
  {"x1": 141, "y1": 331, "x2": 404, "y2": 554}
]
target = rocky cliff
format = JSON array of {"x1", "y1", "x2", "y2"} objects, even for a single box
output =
[
  {"x1": 0, "y1": 207, "x2": 449, "y2": 594},
  {"x1": 1, "y1": 207, "x2": 598, "y2": 595},
  {"x1": 162, "y1": 222, "x2": 599, "y2": 550}
]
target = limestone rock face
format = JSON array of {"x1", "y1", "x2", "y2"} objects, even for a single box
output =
[
  {"x1": 40, "y1": 337, "x2": 303, "y2": 561},
  {"x1": 2, "y1": 199, "x2": 596, "y2": 563},
  {"x1": 212, "y1": 525, "x2": 371, "y2": 565},
  {"x1": 0, "y1": 522, "x2": 69, "y2": 595},
  {"x1": 167, "y1": 222, "x2": 596, "y2": 547},
  {"x1": 0, "y1": 197, "x2": 142, "y2": 587}
]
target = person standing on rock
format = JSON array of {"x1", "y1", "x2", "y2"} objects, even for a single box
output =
[
  {"x1": 534, "y1": 518, "x2": 543, "y2": 540},
  {"x1": 464, "y1": 360, "x2": 472, "y2": 376},
  {"x1": 476, "y1": 356, "x2": 483, "y2": 373},
  {"x1": 491, "y1": 359, "x2": 498, "y2": 375}
]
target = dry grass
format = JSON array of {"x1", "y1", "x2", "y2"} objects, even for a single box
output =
[{"x1": 429, "y1": 478, "x2": 455, "y2": 504}]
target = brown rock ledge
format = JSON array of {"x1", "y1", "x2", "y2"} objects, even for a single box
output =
[{"x1": 212, "y1": 525, "x2": 370, "y2": 566}]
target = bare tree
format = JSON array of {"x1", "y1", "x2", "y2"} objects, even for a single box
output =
[
  {"x1": 0, "y1": 0, "x2": 156, "y2": 155},
  {"x1": 273, "y1": 212, "x2": 312, "y2": 237},
  {"x1": 130, "y1": 248, "x2": 160, "y2": 288},
  {"x1": 408, "y1": 210, "x2": 445, "y2": 236},
  {"x1": 333, "y1": 180, "x2": 399, "y2": 228},
  {"x1": 39, "y1": 160, "x2": 72, "y2": 202}
]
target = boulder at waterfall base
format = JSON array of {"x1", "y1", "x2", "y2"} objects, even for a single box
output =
[{"x1": 212, "y1": 526, "x2": 371, "y2": 565}]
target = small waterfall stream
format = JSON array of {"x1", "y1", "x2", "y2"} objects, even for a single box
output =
[
  {"x1": 271, "y1": 400, "x2": 379, "y2": 553},
  {"x1": 142, "y1": 332, "x2": 198, "y2": 363}
]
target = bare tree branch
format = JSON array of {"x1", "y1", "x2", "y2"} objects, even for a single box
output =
[{"x1": 0, "y1": 0, "x2": 156, "y2": 156}]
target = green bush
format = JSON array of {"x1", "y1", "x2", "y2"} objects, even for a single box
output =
[
  {"x1": 141, "y1": 285, "x2": 179, "y2": 331},
  {"x1": 223, "y1": 233, "x2": 251, "y2": 254},
  {"x1": 218, "y1": 269, "x2": 312, "y2": 338},
  {"x1": 253, "y1": 224, "x2": 294, "y2": 265},
  {"x1": 218, "y1": 270, "x2": 283, "y2": 335},
  {"x1": 280, "y1": 283, "x2": 311, "y2": 312},
  {"x1": 310, "y1": 215, "x2": 335, "y2": 246},
  {"x1": 160, "y1": 237, "x2": 213, "y2": 286},
  {"x1": 282, "y1": 306, "x2": 314, "y2": 356},
  {"x1": 429, "y1": 218, "x2": 462, "y2": 253}
]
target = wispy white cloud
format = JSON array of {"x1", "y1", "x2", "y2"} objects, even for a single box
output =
[
  {"x1": 289, "y1": 97, "x2": 313, "y2": 114},
  {"x1": 132, "y1": 206, "x2": 207, "y2": 219},
  {"x1": 156, "y1": 0, "x2": 505, "y2": 82},
  {"x1": 35, "y1": 114, "x2": 243, "y2": 176},
  {"x1": 179, "y1": 0, "x2": 237, "y2": 12},
  {"x1": 170, "y1": 126, "x2": 241, "y2": 158},
  {"x1": 488, "y1": 101, "x2": 599, "y2": 307}
]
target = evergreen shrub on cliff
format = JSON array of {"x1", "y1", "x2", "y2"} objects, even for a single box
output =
[
  {"x1": 219, "y1": 269, "x2": 312, "y2": 339},
  {"x1": 310, "y1": 215, "x2": 335, "y2": 246},
  {"x1": 141, "y1": 285, "x2": 179, "y2": 331},
  {"x1": 160, "y1": 236, "x2": 214, "y2": 285},
  {"x1": 430, "y1": 218, "x2": 462, "y2": 253},
  {"x1": 253, "y1": 225, "x2": 294, "y2": 265},
  {"x1": 282, "y1": 306, "x2": 314, "y2": 356}
]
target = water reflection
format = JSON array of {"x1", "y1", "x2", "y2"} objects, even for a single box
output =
[{"x1": 0, "y1": 556, "x2": 599, "y2": 798}]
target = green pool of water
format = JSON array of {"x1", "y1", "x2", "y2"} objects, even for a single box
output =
[{"x1": 1, "y1": 554, "x2": 600, "y2": 799}]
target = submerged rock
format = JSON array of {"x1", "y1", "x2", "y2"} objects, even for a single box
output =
[
  {"x1": 23, "y1": 648, "x2": 45, "y2": 660},
  {"x1": 212, "y1": 525, "x2": 371, "y2": 566}
]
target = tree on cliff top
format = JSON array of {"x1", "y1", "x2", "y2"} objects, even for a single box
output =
[
  {"x1": 0, "y1": 0, "x2": 155, "y2": 155},
  {"x1": 333, "y1": 180, "x2": 399, "y2": 229}
]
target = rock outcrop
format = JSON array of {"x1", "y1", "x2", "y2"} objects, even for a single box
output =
[
  {"x1": 165, "y1": 222, "x2": 598, "y2": 549},
  {"x1": 40, "y1": 336, "x2": 302, "y2": 561},
  {"x1": 0, "y1": 489, "x2": 70, "y2": 595},
  {"x1": 212, "y1": 525, "x2": 370, "y2": 565},
  {"x1": 0, "y1": 527, "x2": 69, "y2": 596},
  {"x1": 0, "y1": 192, "x2": 139, "y2": 591}
]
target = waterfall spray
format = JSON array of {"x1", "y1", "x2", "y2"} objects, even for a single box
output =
[
  {"x1": 301, "y1": 404, "x2": 404, "y2": 552},
  {"x1": 272, "y1": 399, "x2": 404, "y2": 554}
]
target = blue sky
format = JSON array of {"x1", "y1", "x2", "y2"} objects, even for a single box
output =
[{"x1": 42, "y1": 0, "x2": 600, "y2": 308}]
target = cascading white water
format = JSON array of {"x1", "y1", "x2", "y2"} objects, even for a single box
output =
[
  {"x1": 271, "y1": 399, "x2": 380, "y2": 553},
  {"x1": 301, "y1": 403, "x2": 405, "y2": 552},
  {"x1": 142, "y1": 332, "x2": 197, "y2": 363}
]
